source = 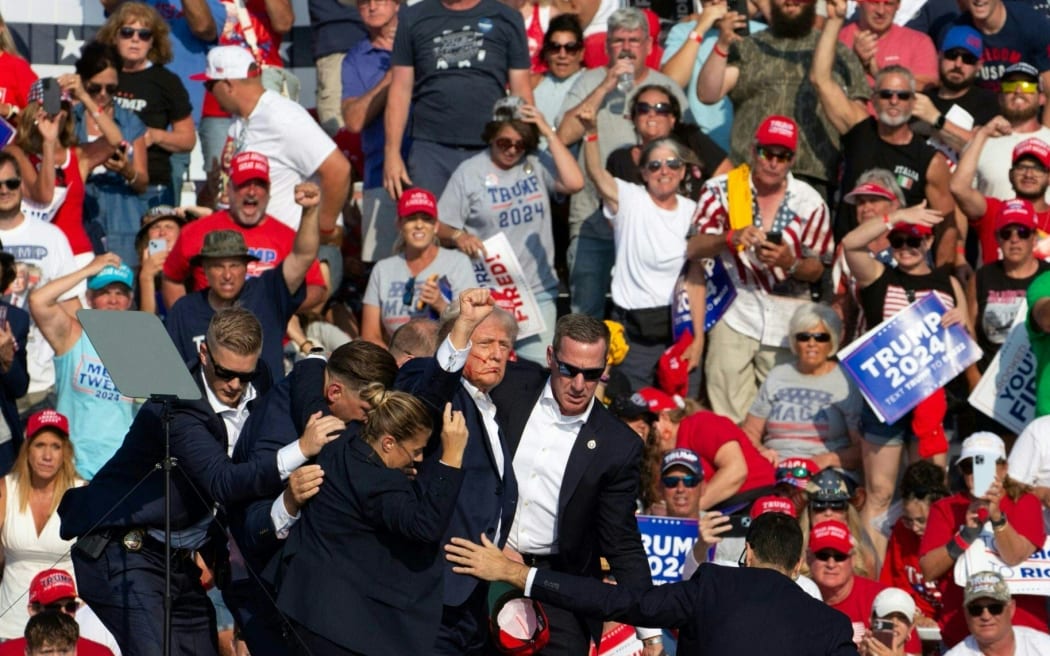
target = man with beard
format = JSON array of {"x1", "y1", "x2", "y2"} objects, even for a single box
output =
[
  {"x1": 697, "y1": 0, "x2": 869, "y2": 200},
  {"x1": 972, "y1": 63, "x2": 1050, "y2": 202},
  {"x1": 812, "y1": 0, "x2": 956, "y2": 262}
]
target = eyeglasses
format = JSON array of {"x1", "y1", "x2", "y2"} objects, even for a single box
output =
[
  {"x1": 756, "y1": 147, "x2": 794, "y2": 163},
  {"x1": 777, "y1": 466, "x2": 812, "y2": 479},
  {"x1": 876, "y1": 89, "x2": 915, "y2": 101},
  {"x1": 943, "y1": 49, "x2": 979, "y2": 66},
  {"x1": 998, "y1": 226, "x2": 1033, "y2": 240},
  {"x1": 118, "y1": 26, "x2": 153, "y2": 40},
  {"x1": 644, "y1": 158, "x2": 684, "y2": 172},
  {"x1": 810, "y1": 500, "x2": 848, "y2": 512},
  {"x1": 795, "y1": 332, "x2": 832, "y2": 343},
  {"x1": 494, "y1": 137, "x2": 526, "y2": 152},
  {"x1": 1013, "y1": 162, "x2": 1049, "y2": 175},
  {"x1": 0, "y1": 178, "x2": 21, "y2": 191},
  {"x1": 86, "y1": 83, "x2": 118, "y2": 96},
  {"x1": 402, "y1": 276, "x2": 416, "y2": 306},
  {"x1": 553, "y1": 357, "x2": 605, "y2": 381},
  {"x1": 662, "y1": 474, "x2": 701, "y2": 488},
  {"x1": 546, "y1": 41, "x2": 582, "y2": 54},
  {"x1": 635, "y1": 101, "x2": 674, "y2": 116},
  {"x1": 966, "y1": 602, "x2": 1006, "y2": 617},
  {"x1": 1002, "y1": 80, "x2": 1039, "y2": 94},
  {"x1": 813, "y1": 550, "x2": 850, "y2": 562},
  {"x1": 888, "y1": 233, "x2": 924, "y2": 249},
  {"x1": 210, "y1": 360, "x2": 257, "y2": 384}
]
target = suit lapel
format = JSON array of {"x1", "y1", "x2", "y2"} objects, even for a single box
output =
[{"x1": 557, "y1": 419, "x2": 599, "y2": 516}]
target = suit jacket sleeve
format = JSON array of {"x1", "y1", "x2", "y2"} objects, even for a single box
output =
[
  {"x1": 362, "y1": 462, "x2": 466, "y2": 543},
  {"x1": 1, "y1": 307, "x2": 28, "y2": 400},
  {"x1": 394, "y1": 356, "x2": 462, "y2": 424},
  {"x1": 596, "y1": 429, "x2": 651, "y2": 590},
  {"x1": 287, "y1": 356, "x2": 331, "y2": 433}
]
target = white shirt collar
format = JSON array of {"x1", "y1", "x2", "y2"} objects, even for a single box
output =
[
  {"x1": 538, "y1": 378, "x2": 595, "y2": 427},
  {"x1": 201, "y1": 370, "x2": 257, "y2": 416}
]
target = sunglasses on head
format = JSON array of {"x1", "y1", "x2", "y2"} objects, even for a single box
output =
[
  {"x1": 635, "y1": 101, "x2": 674, "y2": 117},
  {"x1": 0, "y1": 178, "x2": 21, "y2": 191},
  {"x1": 811, "y1": 499, "x2": 848, "y2": 512},
  {"x1": 1002, "y1": 80, "x2": 1039, "y2": 94},
  {"x1": 756, "y1": 147, "x2": 794, "y2": 163},
  {"x1": 662, "y1": 474, "x2": 701, "y2": 488},
  {"x1": 644, "y1": 158, "x2": 684, "y2": 172},
  {"x1": 813, "y1": 550, "x2": 850, "y2": 562},
  {"x1": 877, "y1": 89, "x2": 915, "y2": 101},
  {"x1": 118, "y1": 26, "x2": 153, "y2": 40},
  {"x1": 888, "y1": 232, "x2": 924, "y2": 249},
  {"x1": 795, "y1": 332, "x2": 831, "y2": 343},
  {"x1": 211, "y1": 360, "x2": 257, "y2": 384},
  {"x1": 777, "y1": 465, "x2": 812, "y2": 479},
  {"x1": 553, "y1": 357, "x2": 605, "y2": 381},
  {"x1": 966, "y1": 602, "x2": 1005, "y2": 617},
  {"x1": 494, "y1": 137, "x2": 526, "y2": 152},
  {"x1": 86, "y1": 82, "x2": 119, "y2": 96},
  {"x1": 943, "y1": 49, "x2": 979, "y2": 66},
  {"x1": 546, "y1": 41, "x2": 582, "y2": 54},
  {"x1": 998, "y1": 226, "x2": 1033, "y2": 240},
  {"x1": 402, "y1": 276, "x2": 416, "y2": 307}
]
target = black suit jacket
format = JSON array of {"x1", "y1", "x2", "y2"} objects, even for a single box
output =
[
  {"x1": 531, "y1": 564, "x2": 859, "y2": 656},
  {"x1": 396, "y1": 355, "x2": 518, "y2": 607},
  {"x1": 0, "y1": 302, "x2": 28, "y2": 475},
  {"x1": 58, "y1": 363, "x2": 278, "y2": 540},
  {"x1": 489, "y1": 362, "x2": 650, "y2": 639},
  {"x1": 275, "y1": 434, "x2": 465, "y2": 655}
]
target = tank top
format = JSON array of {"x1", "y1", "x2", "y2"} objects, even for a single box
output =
[
  {"x1": 859, "y1": 266, "x2": 958, "y2": 329},
  {"x1": 26, "y1": 149, "x2": 92, "y2": 255}
]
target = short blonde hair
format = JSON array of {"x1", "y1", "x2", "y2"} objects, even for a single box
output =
[{"x1": 207, "y1": 307, "x2": 262, "y2": 356}]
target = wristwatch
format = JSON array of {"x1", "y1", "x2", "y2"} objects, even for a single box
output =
[{"x1": 933, "y1": 113, "x2": 946, "y2": 130}]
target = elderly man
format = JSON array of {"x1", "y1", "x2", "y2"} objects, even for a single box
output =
[
  {"x1": 945, "y1": 571, "x2": 1050, "y2": 655},
  {"x1": 837, "y1": 0, "x2": 937, "y2": 88},
  {"x1": 689, "y1": 116, "x2": 833, "y2": 422}
]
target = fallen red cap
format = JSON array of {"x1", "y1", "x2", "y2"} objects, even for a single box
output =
[
  {"x1": 633, "y1": 387, "x2": 681, "y2": 414},
  {"x1": 656, "y1": 331, "x2": 692, "y2": 397}
]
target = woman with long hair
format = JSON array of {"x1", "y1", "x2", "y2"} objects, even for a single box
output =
[{"x1": 0, "y1": 11, "x2": 37, "y2": 121}]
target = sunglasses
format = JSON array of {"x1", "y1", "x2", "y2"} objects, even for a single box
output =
[
  {"x1": 86, "y1": 83, "x2": 119, "y2": 96},
  {"x1": 795, "y1": 332, "x2": 831, "y2": 343},
  {"x1": 888, "y1": 233, "x2": 924, "y2": 249},
  {"x1": 644, "y1": 158, "x2": 684, "y2": 172},
  {"x1": 777, "y1": 465, "x2": 812, "y2": 479},
  {"x1": 1001, "y1": 80, "x2": 1039, "y2": 94},
  {"x1": 756, "y1": 147, "x2": 794, "y2": 163},
  {"x1": 211, "y1": 360, "x2": 257, "y2": 384},
  {"x1": 0, "y1": 178, "x2": 21, "y2": 191},
  {"x1": 402, "y1": 276, "x2": 416, "y2": 307},
  {"x1": 546, "y1": 41, "x2": 582, "y2": 54},
  {"x1": 877, "y1": 89, "x2": 915, "y2": 101},
  {"x1": 494, "y1": 137, "x2": 526, "y2": 152},
  {"x1": 998, "y1": 226, "x2": 1033, "y2": 240},
  {"x1": 118, "y1": 26, "x2": 154, "y2": 40},
  {"x1": 662, "y1": 474, "x2": 701, "y2": 488},
  {"x1": 553, "y1": 357, "x2": 605, "y2": 381},
  {"x1": 1013, "y1": 162, "x2": 1049, "y2": 175},
  {"x1": 966, "y1": 602, "x2": 1006, "y2": 617},
  {"x1": 811, "y1": 500, "x2": 848, "y2": 512},
  {"x1": 37, "y1": 600, "x2": 81, "y2": 614},
  {"x1": 635, "y1": 101, "x2": 674, "y2": 116},
  {"x1": 813, "y1": 550, "x2": 850, "y2": 562},
  {"x1": 943, "y1": 49, "x2": 979, "y2": 66}
]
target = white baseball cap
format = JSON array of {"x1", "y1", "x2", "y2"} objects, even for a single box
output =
[
  {"x1": 956, "y1": 432, "x2": 1006, "y2": 465},
  {"x1": 190, "y1": 46, "x2": 260, "y2": 82},
  {"x1": 872, "y1": 587, "x2": 916, "y2": 622}
]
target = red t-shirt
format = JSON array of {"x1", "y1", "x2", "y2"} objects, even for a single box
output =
[
  {"x1": 27, "y1": 148, "x2": 92, "y2": 255},
  {"x1": 0, "y1": 636, "x2": 113, "y2": 656},
  {"x1": 202, "y1": 0, "x2": 284, "y2": 119},
  {"x1": 163, "y1": 210, "x2": 325, "y2": 291},
  {"x1": 675, "y1": 411, "x2": 776, "y2": 494},
  {"x1": 0, "y1": 52, "x2": 38, "y2": 111},
  {"x1": 919, "y1": 492, "x2": 1049, "y2": 647},
  {"x1": 972, "y1": 196, "x2": 1050, "y2": 265},
  {"x1": 880, "y1": 519, "x2": 943, "y2": 619},
  {"x1": 829, "y1": 575, "x2": 921, "y2": 652}
]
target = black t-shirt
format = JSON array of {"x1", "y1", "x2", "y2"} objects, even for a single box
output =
[
  {"x1": 859, "y1": 266, "x2": 958, "y2": 329},
  {"x1": 605, "y1": 126, "x2": 727, "y2": 202},
  {"x1": 927, "y1": 85, "x2": 999, "y2": 128},
  {"x1": 115, "y1": 65, "x2": 193, "y2": 185},
  {"x1": 975, "y1": 260, "x2": 1050, "y2": 369}
]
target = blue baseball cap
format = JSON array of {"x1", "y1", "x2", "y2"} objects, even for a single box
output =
[
  {"x1": 940, "y1": 26, "x2": 982, "y2": 59},
  {"x1": 88, "y1": 264, "x2": 134, "y2": 290}
]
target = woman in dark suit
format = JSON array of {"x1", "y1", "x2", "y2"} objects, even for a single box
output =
[{"x1": 277, "y1": 384, "x2": 468, "y2": 655}]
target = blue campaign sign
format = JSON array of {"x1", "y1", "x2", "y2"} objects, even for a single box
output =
[
  {"x1": 637, "y1": 515, "x2": 699, "y2": 585},
  {"x1": 839, "y1": 294, "x2": 982, "y2": 424},
  {"x1": 671, "y1": 258, "x2": 737, "y2": 341}
]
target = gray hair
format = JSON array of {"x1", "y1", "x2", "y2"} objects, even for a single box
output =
[
  {"x1": 875, "y1": 65, "x2": 916, "y2": 93},
  {"x1": 639, "y1": 138, "x2": 698, "y2": 169},
  {"x1": 788, "y1": 303, "x2": 843, "y2": 357},
  {"x1": 439, "y1": 301, "x2": 520, "y2": 343},
  {"x1": 607, "y1": 7, "x2": 648, "y2": 34},
  {"x1": 856, "y1": 168, "x2": 906, "y2": 206}
]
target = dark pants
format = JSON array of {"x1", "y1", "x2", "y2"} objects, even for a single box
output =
[
  {"x1": 433, "y1": 582, "x2": 494, "y2": 656},
  {"x1": 222, "y1": 578, "x2": 291, "y2": 656},
  {"x1": 289, "y1": 621, "x2": 364, "y2": 656},
  {"x1": 73, "y1": 537, "x2": 218, "y2": 656},
  {"x1": 521, "y1": 556, "x2": 593, "y2": 656}
]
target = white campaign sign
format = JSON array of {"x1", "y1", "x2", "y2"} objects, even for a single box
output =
[
  {"x1": 471, "y1": 233, "x2": 545, "y2": 340},
  {"x1": 955, "y1": 533, "x2": 1050, "y2": 597},
  {"x1": 968, "y1": 300, "x2": 1037, "y2": 434}
]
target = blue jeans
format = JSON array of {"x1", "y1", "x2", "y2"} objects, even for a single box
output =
[
  {"x1": 406, "y1": 140, "x2": 481, "y2": 198},
  {"x1": 569, "y1": 234, "x2": 614, "y2": 319},
  {"x1": 198, "y1": 116, "x2": 233, "y2": 174}
]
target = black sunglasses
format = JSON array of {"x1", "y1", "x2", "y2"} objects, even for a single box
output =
[
  {"x1": 814, "y1": 550, "x2": 850, "y2": 562},
  {"x1": 546, "y1": 41, "x2": 582, "y2": 54},
  {"x1": 811, "y1": 500, "x2": 848, "y2": 512},
  {"x1": 966, "y1": 602, "x2": 1005, "y2": 617},
  {"x1": 36, "y1": 600, "x2": 80, "y2": 614},
  {"x1": 943, "y1": 49, "x2": 979, "y2": 66},
  {"x1": 635, "y1": 101, "x2": 674, "y2": 117},
  {"x1": 494, "y1": 137, "x2": 526, "y2": 152},
  {"x1": 756, "y1": 147, "x2": 794, "y2": 163},
  {"x1": 877, "y1": 89, "x2": 915, "y2": 101},
  {"x1": 118, "y1": 26, "x2": 153, "y2": 40},
  {"x1": 645, "y1": 158, "x2": 684, "y2": 172},
  {"x1": 553, "y1": 357, "x2": 605, "y2": 381},
  {"x1": 86, "y1": 82, "x2": 119, "y2": 96},
  {"x1": 795, "y1": 332, "x2": 831, "y2": 343},
  {"x1": 402, "y1": 276, "x2": 416, "y2": 307},
  {"x1": 0, "y1": 178, "x2": 21, "y2": 191},
  {"x1": 777, "y1": 465, "x2": 812, "y2": 479},
  {"x1": 998, "y1": 226, "x2": 1033, "y2": 240},
  {"x1": 888, "y1": 233, "x2": 924, "y2": 249},
  {"x1": 662, "y1": 474, "x2": 701, "y2": 488},
  {"x1": 211, "y1": 360, "x2": 257, "y2": 384}
]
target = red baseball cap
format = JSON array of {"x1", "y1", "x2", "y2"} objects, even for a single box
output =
[
  {"x1": 1012, "y1": 138, "x2": 1050, "y2": 169},
  {"x1": 656, "y1": 331, "x2": 692, "y2": 397},
  {"x1": 995, "y1": 198, "x2": 1038, "y2": 232},
  {"x1": 810, "y1": 520, "x2": 853, "y2": 555},
  {"x1": 843, "y1": 182, "x2": 897, "y2": 205},
  {"x1": 749, "y1": 495, "x2": 798, "y2": 520},
  {"x1": 228, "y1": 151, "x2": 270, "y2": 187},
  {"x1": 29, "y1": 569, "x2": 77, "y2": 605},
  {"x1": 776, "y1": 457, "x2": 819, "y2": 489},
  {"x1": 488, "y1": 582, "x2": 551, "y2": 655},
  {"x1": 633, "y1": 387, "x2": 681, "y2": 414},
  {"x1": 754, "y1": 115, "x2": 798, "y2": 152},
  {"x1": 889, "y1": 222, "x2": 933, "y2": 237},
  {"x1": 27, "y1": 409, "x2": 69, "y2": 439},
  {"x1": 397, "y1": 188, "x2": 438, "y2": 219}
]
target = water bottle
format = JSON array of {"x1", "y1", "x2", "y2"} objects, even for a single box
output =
[{"x1": 617, "y1": 71, "x2": 634, "y2": 95}]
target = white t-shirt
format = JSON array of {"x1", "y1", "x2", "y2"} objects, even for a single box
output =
[
  {"x1": 605, "y1": 179, "x2": 696, "y2": 309},
  {"x1": 944, "y1": 626, "x2": 1050, "y2": 655},
  {"x1": 0, "y1": 217, "x2": 83, "y2": 394},
  {"x1": 228, "y1": 90, "x2": 339, "y2": 230},
  {"x1": 1008, "y1": 414, "x2": 1050, "y2": 532},
  {"x1": 975, "y1": 127, "x2": 1050, "y2": 203}
]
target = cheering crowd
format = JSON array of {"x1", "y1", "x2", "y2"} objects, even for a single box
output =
[{"x1": 2, "y1": 0, "x2": 1050, "y2": 653}]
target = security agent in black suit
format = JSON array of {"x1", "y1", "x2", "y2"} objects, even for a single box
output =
[
  {"x1": 448, "y1": 512, "x2": 860, "y2": 656},
  {"x1": 487, "y1": 314, "x2": 661, "y2": 655},
  {"x1": 395, "y1": 289, "x2": 518, "y2": 655},
  {"x1": 56, "y1": 308, "x2": 339, "y2": 656}
]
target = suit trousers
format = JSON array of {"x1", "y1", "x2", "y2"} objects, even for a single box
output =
[
  {"x1": 73, "y1": 538, "x2": 218, "y2": 656},
  {"x1": 433, "y1": 581, "x2": 494, "y2": 656}
]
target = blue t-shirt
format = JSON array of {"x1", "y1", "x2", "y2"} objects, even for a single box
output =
[
  {"x1": 165, "y1": 264, "x2": 305, "y2": 378},
  {"x1": 309, "y1": 0, "x2": 367, "y2": 59},
  {"x1": 944, "y1": 2, "x2": 1050, "y2": 89},
  {"x1": 341, "y1": 40, "x2": 410, "y2": 189},
  {"x1": 390, "y1": 0, "x2": 530, "y2": 146}
]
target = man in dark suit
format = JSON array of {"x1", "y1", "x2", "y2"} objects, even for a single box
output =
[
  {"x1": 488, "y1": 314, "x2": 661, "y2": 655},
  {"x1": 395, "y1": 288, "x2": 518, "y2": 655},
  {"x1": 0, "y1": 282, "x2": 28, "y2": 475},
  {"x1": 447, "y1": 512, "x2": 860, "y2": 656},
  {"x1": 57, "y1": 308, "x2": 338, "y2": 656}
]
